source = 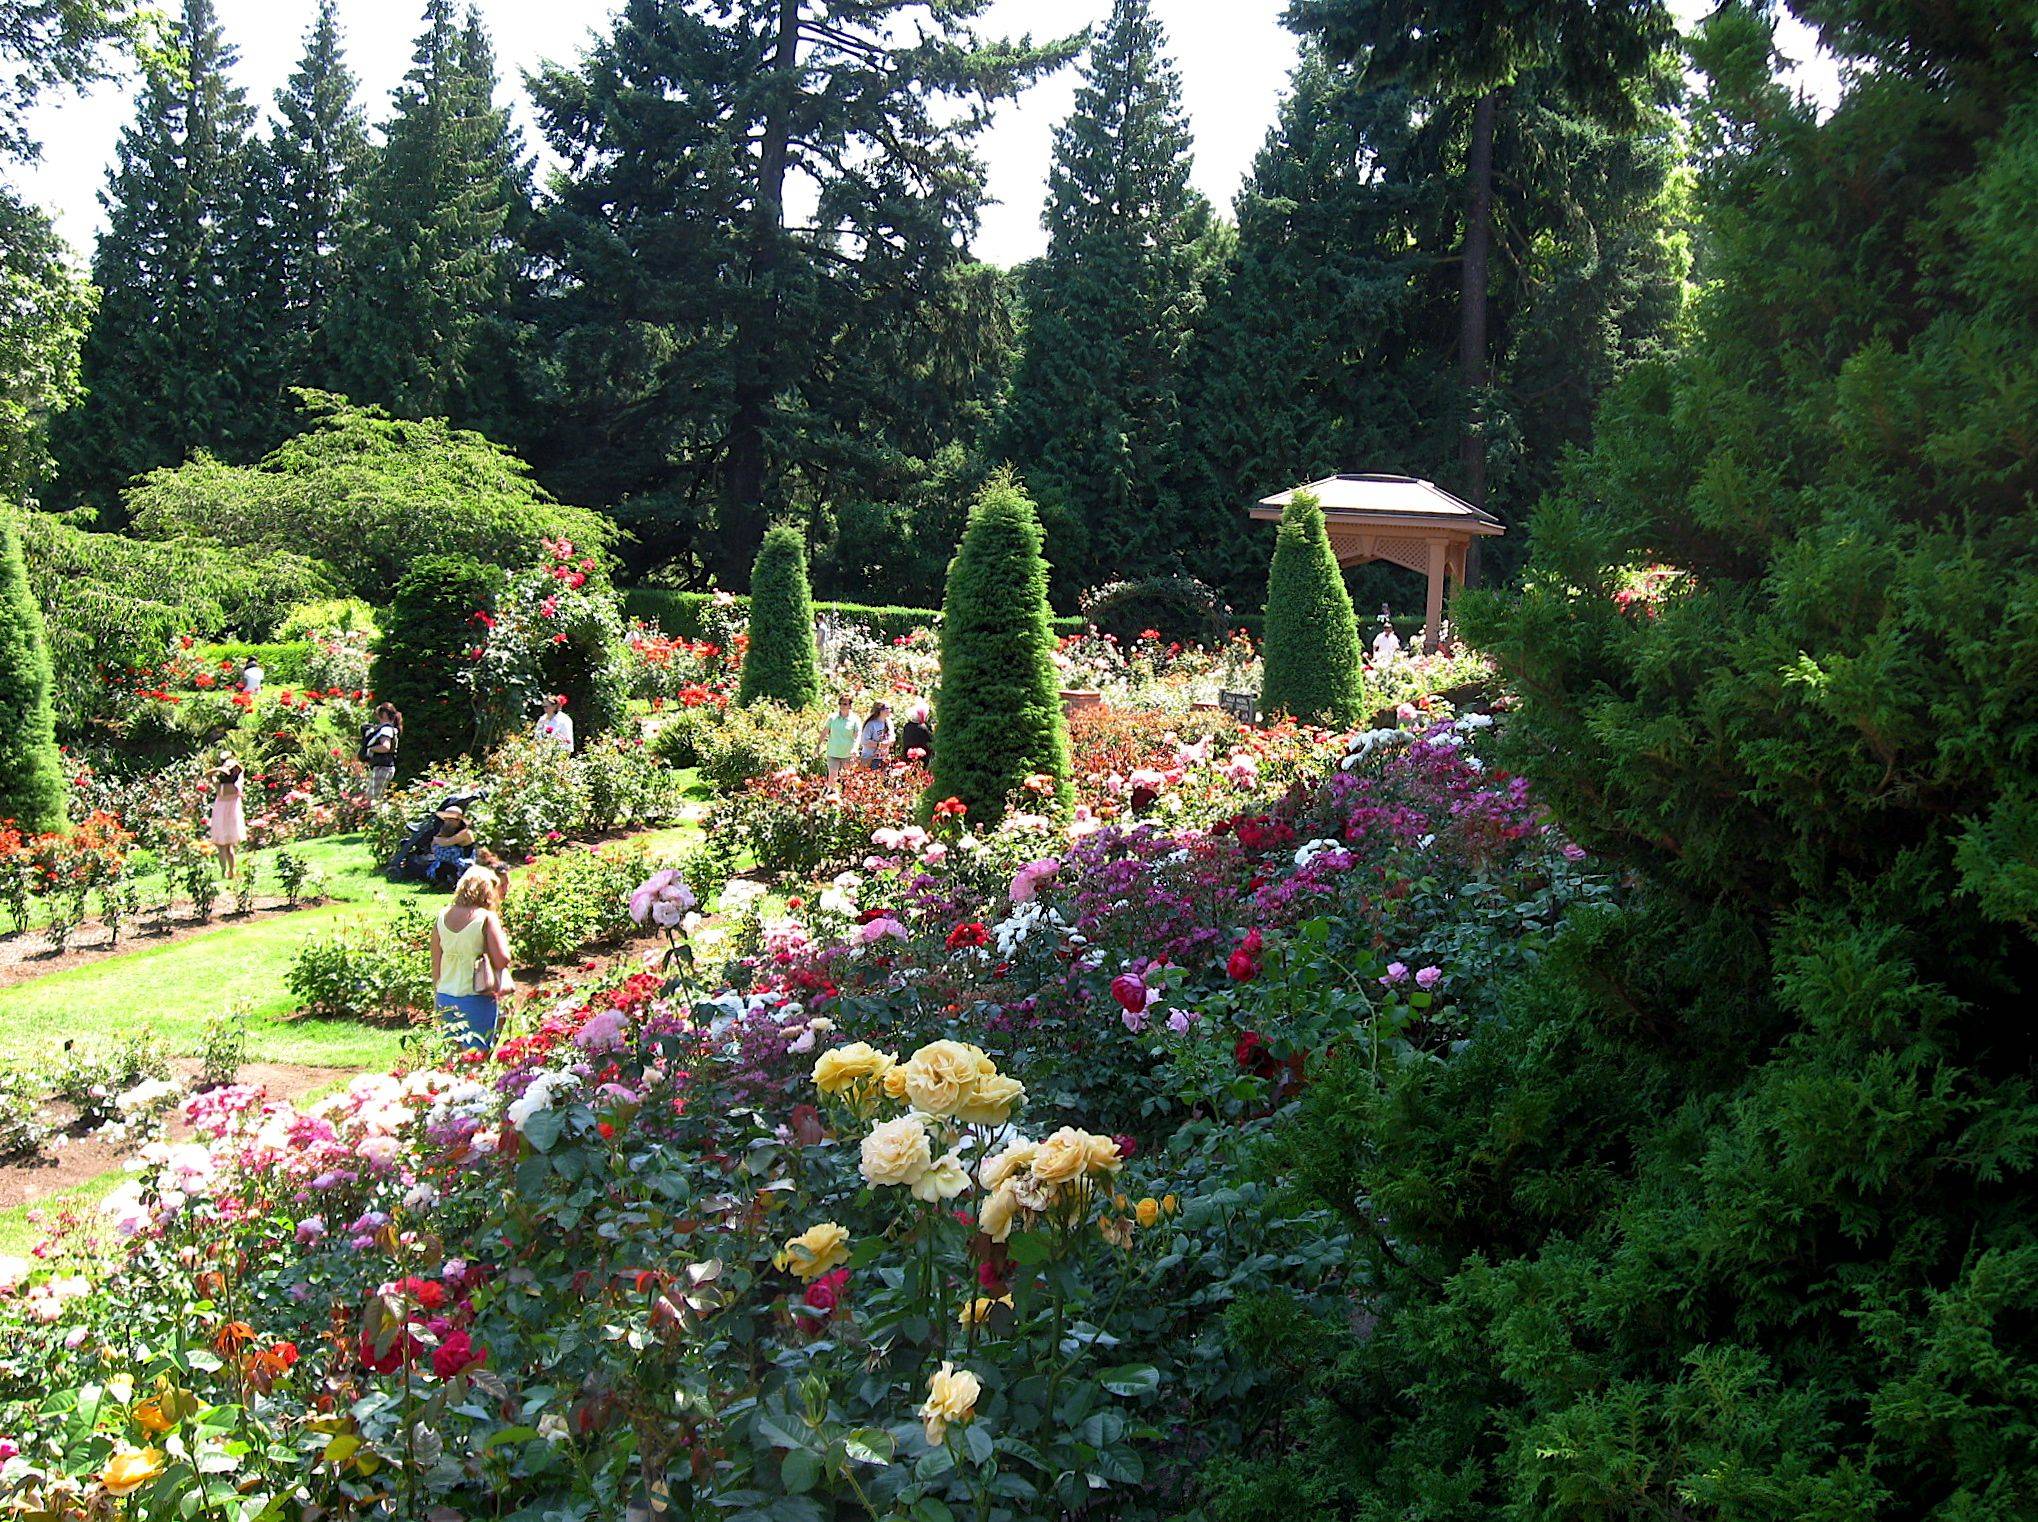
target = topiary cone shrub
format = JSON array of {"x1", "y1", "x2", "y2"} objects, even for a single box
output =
[
  {"x1": 1259, "y1": 490, "x2": 1364, "y2": 725},
  {"x1": 737, "y1": 524, "x2": 822, "y2": 710},
  {"x1": 374, "y1": 555, "x2": 506, "y2": 769},
  {"x1": 930, "y1": 472, "x2": 1072, "y2": 823},
  {"x1": 0, "y1": 518, "x2": 67, "y2": 832}
]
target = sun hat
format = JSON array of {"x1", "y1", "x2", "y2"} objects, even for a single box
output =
[{"x1": 436, "y1": 805, "x2": 467, "y2": 821}]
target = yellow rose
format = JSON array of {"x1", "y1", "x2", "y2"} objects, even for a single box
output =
[
  {"x1": 773, "y1": 1221, "x2": 851, "y2": 1281},
  {"x1": 881, "y1": 1066, "x2": 909, "y2": 1100},
  {"x1": 1162, "y1": 1193, "x2": 1180, "y2": 1216},
  {"x1": 1030, "y1": 1126, "x2": 1093, "y2": 1186},
  {"x1": 980, "y1": 1140, "x2": 1038, "y2": 1192},
  {"x1": 1135, "y1": 1197, "x2": 1161, "y2": 1228},
  {"x1": 919, "y1": 1361, "x2": 982, "y2": 1447},
  {"x1": 910, "y1": 1151, "x2": 969, "y2": 1204},
  {"x1": 812, "y1": 1042, "x2": 895, "y2": 1097},
  {"x1": 860, "y1": 1114, "x2": 932, "y2": 1187},
  {"x1": 101, "y1": 1448, "x2": 167, "y2": 1497},
  {"x1": 958, "y1": 1294, "x2": 1014, "y2": 1326},
  {"x1": 979, "y1": 1179, "x2": 1022, "y2": 1242},
  {"x1": 1082, "y1": 1132, "x2": 1124, "y2": 1175},
  {"x1": 899, "y1": 1040, "x2": 995, "y2": 1117},
  {"x1": 954, "y1": 1071, "x2": 1025, "y2": 1126}
]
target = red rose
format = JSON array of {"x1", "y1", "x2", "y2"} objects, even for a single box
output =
[
  {"x1": 1226, "y1": 949, "x2": 1259, "y2": 982},
  {"x1": 430, "y1": 1329, "x2": 487, "y2": 1379}
]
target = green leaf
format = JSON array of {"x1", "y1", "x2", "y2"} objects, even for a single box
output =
[
  {"x1": 1098, "y1": 1363, "x2": 1159, "y2": 1397},
  {"x1": 841, "y1": 1428, "x2": 895, "y2": 1467},
  {"x1": 520, "y1": 1107, "x2": 566, "y2": 1153},
  {"x1": 1005, "y1": 1230, "x2": 1053, "y2": 1266},
  {"x1": 781, "y1": 1448, "x2": 821, "y2": 1494}
]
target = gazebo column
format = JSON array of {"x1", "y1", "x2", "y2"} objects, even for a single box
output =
[{"x1": 1423, "y1": 538, "x2": 1448, "y2": 651}]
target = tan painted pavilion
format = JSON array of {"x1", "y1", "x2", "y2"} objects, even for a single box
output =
[{"x1": 1252, "y1": 473, "x2": 1504, "y2": 651}]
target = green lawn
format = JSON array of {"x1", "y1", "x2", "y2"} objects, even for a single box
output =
[
  {"x1": 0, "y1": 792, "x2": 711, "y2": 1071},
  {"x1": 0, "y1": 830, "x2": 437, "y2": 1068}
]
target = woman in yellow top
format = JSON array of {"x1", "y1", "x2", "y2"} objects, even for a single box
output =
[{"x1": 430, "y1": 867, "x2": 513, "y2": 1050}]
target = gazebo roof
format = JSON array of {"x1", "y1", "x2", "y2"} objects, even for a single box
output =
[{"x1": 1251, "y1": 473, "x2": 1503, "y2": 536}]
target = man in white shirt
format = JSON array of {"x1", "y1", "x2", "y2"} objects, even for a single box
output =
[{"x1": 241, "y1": 657, "x2": 265, "y2": 694}]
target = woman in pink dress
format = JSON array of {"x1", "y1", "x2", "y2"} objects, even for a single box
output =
[{"x1": 209, "y1": 750, "x2": 247, "y2": 879}]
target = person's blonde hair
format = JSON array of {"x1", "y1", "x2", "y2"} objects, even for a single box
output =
[{"x1": 452, "y1": 867, "x2": 498, "y2": 908}]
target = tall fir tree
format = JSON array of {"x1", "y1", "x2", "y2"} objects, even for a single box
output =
[
  {"x1": 1177, "y1": 36, "x2": 1685, "y2": 604},
  {"x1": 257, "y1": 0, "x2": 368, "y2": 400},
  {"x1": 332, "y1": 0, "x2": 531, "y2": 442},
  {"x1": 526, "y1": 0, "x2": 1076, "y2": 586},
  {"x1": 1285, "y1": 0, "x2": 1675, "y2": 516},
  {"x1": 1001, "y1": 0, "x2": 1218, "y2": 601},
  {"x1": 52, "y1": 0, "x2": 263, "y2": 517}
]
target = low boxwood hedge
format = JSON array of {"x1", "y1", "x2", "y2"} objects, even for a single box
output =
[{"x1": 624, "y1": 588, "x2": 1084, "y2": 642}]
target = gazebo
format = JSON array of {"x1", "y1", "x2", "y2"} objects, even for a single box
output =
[{"x1": 1251, "y1": 473, "x2": 1503, "y2": 652}]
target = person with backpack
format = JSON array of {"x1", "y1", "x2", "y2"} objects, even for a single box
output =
[{"x1": 361, "y1": 703, "x2": 402, "y2": 800}]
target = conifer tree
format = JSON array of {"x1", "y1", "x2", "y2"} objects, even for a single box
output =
[
  {"x1": 261, "y1": 0, "x2": 368, "y2": 396},
  {"x1": 52, "y1": 0, "x2": 262, "y2": 516},
  {"x1": 736, "y1": 525, "x2": 821, "y2": 710},
  {"x1": 332, "y1": 0, "x2": 531, "y2": 441},
  {"x1": 1216, "y1": 7, "x2": 2038, "y2": 1511},
  {"x1": 930, "y1": 473, "x2": 1071, "y2": 823},
  {"x1": 1177, "y1": 39, "x2": 1683, "y2": 603},
  {"x1": 0, "y1": 517, "x2": 67, "y2": 833},
  {"x1": 1286, "y1": 0, "x2": 1675, "y2": 513},
  {"x1": 1002, "y1": 0, "x2": 1217, "y2": 599},
  {"x1": 1259, "y1": 490, "x2": 1363, "y2": 725},
  {"x1": 0, "y1": 193, "x2": 95, "y2": 509},
  {"x1": 527, "y1": 0, "x2": 1076, "y2": 585}
]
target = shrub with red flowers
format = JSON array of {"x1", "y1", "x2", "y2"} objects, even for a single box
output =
[{"x1": 460, "y1": 540, "x2": 631, "y2": 749}]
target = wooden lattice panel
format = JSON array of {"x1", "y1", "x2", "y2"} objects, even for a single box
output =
[{"x1": 1370, "y1": 536, "x2": 1432, "y2": 575}]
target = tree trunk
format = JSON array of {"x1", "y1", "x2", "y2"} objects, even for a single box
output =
[
  {"x1": 1458, "y1": 89, "x2": 1496, "y2": 538},
  {"x1": 719, "y1": 0, "x2": 800, "y2": 589}
]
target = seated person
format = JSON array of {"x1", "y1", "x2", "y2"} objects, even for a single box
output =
[{"x1": 429, "y1": 805, "x2": 477, "y2": 883}]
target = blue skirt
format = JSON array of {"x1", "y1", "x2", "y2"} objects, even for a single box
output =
[{"x1": 436, "y1": 992, "x2": 498, "y2": 1050}]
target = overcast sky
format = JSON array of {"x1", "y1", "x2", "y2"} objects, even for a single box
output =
[{"x1": 10, "y1": 0, "x2": 1841, "y2": 269}]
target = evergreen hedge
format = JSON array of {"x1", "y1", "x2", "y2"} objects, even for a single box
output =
[
  {"x1": 623, "y1": 589, "x2": 1086, "y2": 644},
  {"x1": 736, "y1": 526, "x2": 822, "y2": 710},
  {"x1": 0, "y1": 519, "x2": 67, "y2": 832},
  {"x1": 373, "y1": 556, "x2": 504, "y2": 769},
  {"x1": 1258, "y1": 491, "x2": 1364, "y2": 724},
  {"x1": 929, "y1": 474, "x2": 1072, "y2": 822}
]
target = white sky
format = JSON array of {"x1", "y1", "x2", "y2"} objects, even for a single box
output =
[{"x1": 8, "y1": 0, "x2": 1840, "y2": 269}]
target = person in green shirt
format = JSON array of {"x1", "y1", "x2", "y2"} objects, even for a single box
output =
[{"x1": 822, "y1": 693, "x2": 859, "y2": 779}]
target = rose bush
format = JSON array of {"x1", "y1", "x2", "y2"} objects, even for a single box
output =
[{"x1": 0, "y1": 701, "x2": 1608, "y2": 1518}]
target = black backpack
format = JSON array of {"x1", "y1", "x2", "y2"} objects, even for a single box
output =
[{"x1": 360, "y1": 723, "x2": 395, "y2": 764}]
